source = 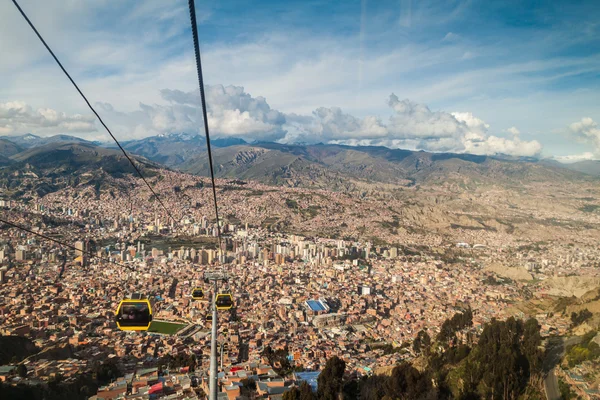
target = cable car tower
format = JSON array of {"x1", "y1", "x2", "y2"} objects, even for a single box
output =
[{"x1": 204, "y1": 271, "x2": 233, "y2": 400}]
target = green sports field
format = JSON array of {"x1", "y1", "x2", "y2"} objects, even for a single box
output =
[{"x1": 147, "y1": 320, "x2": 187, "y2": 335}]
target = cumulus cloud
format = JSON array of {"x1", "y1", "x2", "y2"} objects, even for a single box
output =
[
  {"x1": 463, "y1": 134, "x2": 543, "y2": 157},
  {"x1": 0, "y1": 101, "x2": 96, "y2": 135},
  {"x1": 553, "y1": 152, "x2": 596, "y2": 163},
  {"x1": 507, "y1": 126, "x2": 520, "y2": 136},
  {"x1": 1, "y1": 88, "x2": 543, "y2": 158},
  {"x1": 292, "y1": 94, "x2": 542, "y2": 157},
  {"x1": 97, "y1": 85, "x2": 287, "y2": 141},
  {"x1": 570, "y1": 117, "x2": 600, "y2": 154},
  {"x1": 551, "y1": 117, "x2": 600, "y2": 163}
]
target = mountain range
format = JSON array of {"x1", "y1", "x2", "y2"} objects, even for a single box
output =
[
  {"x1": 0, "y1": 133, "x2": 599, "y2": 194},
  {"x1": 0, "y1": 136, "x2": 159, "y2": 198}
]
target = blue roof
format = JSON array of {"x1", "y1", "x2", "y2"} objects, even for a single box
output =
[{"x1": 306, "y1": 300, "x2": 326, "y2": 312}]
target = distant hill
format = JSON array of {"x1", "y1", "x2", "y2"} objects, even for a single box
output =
[
  {"x1": 3, "y1": 133, "x2": 94, "y2": 149},
  {"x1": 0, "y1": 138, "x2": 23, "y2": 158},
  {"x1": 117, "y1": 133, "x2": 246, "y2": 167},
  {"x1": 1, "y1": 142, "x2": 161, "y2": 198},
  {"x1": 9, "y1": 142, "x2": 157, "y2": 175},
  {"x1": 0, "y1": 154, "x2": 14, "y2": 167},
  {"x1": 1, "y1": 132, "x2": 596, "y2": 192},
  {"x1": 561, "y1": 160, "x2": 600, "y2": 177},
  {"x1": 119, "y1": 134, "x2": 208, "y2": 167},
  {"x1": 213, "y1": 137, "x2": 247, "y2": 147},
  {"x1": 178, "y1": 142, "x2": 591, "y2": 190},
  {"x1": 111, "y1": 133, "x2": 591, "y2": 190}
]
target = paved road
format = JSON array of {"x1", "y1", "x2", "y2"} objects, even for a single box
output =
[
  {"x1": 544, "y1": 369, "x2": 561, "y2": 400},
  {"x1": 543, "y1": 336, "x2": 582, "y2": 400}
]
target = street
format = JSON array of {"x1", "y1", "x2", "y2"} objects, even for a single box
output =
[{"x1": 543, "y1": 336, "x2": 582, "y2": 400}]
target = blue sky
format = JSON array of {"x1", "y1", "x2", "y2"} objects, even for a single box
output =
[{"x1": 0, "y1": 0, "x2": 599, "y2": 160}]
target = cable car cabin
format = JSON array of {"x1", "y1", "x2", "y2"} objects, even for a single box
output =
[
  {"x1": 206, "y1": 314, "x2": 213, "y2": 323},
  {"x1": 115, "y1": 299, "x2": 152, "y2": 331},
  {"x1": 215, "y1": 293, "x2": 233, "y2": 310},
  {"x1": 191, "y1": 287, "x2": 204, "y2": 300}
]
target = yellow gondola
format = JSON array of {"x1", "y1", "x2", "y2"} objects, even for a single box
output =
[
  {"x1": 206, "y1": 314, "x2": 213, "y2": 323},
  {"x1": 115, "y1": 299, "x2": 153, "y2": 331},
  {"x1": 215, "y1": 293, "x2": 234, "y2": 310},
  {"x1": 191, "y1": 287, "x2": 204, "y2": 300}
]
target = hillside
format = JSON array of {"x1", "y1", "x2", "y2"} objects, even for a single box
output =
[
  {"x1": 179, "y1": 142, "x2": 591, "y2": 190},
  {"x1": 2, "y1": 134, "x2": 594, "y2": 192},
  {"x1": 120, "y1": 134, "x2": 208, "y2": 167},
  {"x1": 8, "y1": 142, "x2": 157, "y2": 174},
  {"x1": 3, "y1": 133, "x2": 95, "y2": 149},
  {"x1": 562, "y1": 160, "x2": 600, "y2": 177},
  {"x1": 0, "y1": 138, "x2": 23, "y2": 158},
  {"x1": 0, "y1": 142, "x2": 161, "y2": 198},
  {"x1": 117, "y1": 134, "x2": 248, "y2": 167}
]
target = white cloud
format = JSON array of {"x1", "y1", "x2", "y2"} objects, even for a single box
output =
[
  {"x1": 95, "y1": 85, "x2": 287, "y2": 141},
  {"x1": 443, "y1": 32, "x2": 459, "y2": 42},
  {"x1": 553, "y1": 152, "x2": 596, "y2": 163},
  {"x1": 283, "y1": 94, "x2": 542, "y2": 157},
  {"x1": 463, "y1": 135, "x2": 542, "y2": 157},
  {"x1": 1, "y1": 87, "x2": 544, "y2": 158},
  {"x1": 569, "y1": 117, "x2": 600, "y2": 154},
  {"x1": 507, "y1": 126, "x2": 520, "y2": 136},
  {"x1": 0, "y1": 101, "x2": 96, "y2": 135}
]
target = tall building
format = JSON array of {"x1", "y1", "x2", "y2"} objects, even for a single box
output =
[
  {"x1": 275, "y1": 253, "x2": 284, "y2": 265},
  {"x1": 75, "y1": 241, "x2": 85, "y2": 257},
  {"x1": 15, "y1": 249, "x2": 27, "y2": 261},
  {"x1": 358, "y1": 285, "x2": 371, "y2": 295}
]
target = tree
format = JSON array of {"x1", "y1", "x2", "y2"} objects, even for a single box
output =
[
  {"x1": 317, "y1": 356, "x2": 346, "y2": 400},
  {"x1": 93, "y1": 360, "x2": 121, "y2": 385},
  {"x1": 48, "y1": 373, "x2": 63, "y2": 392},
  {"x1": 283, "y1": 387, "x2": 301, "y2": 400},
  {"x1": 240, "y1": 378, "x2": 257, "y2": 398},
  {"x1": 16, "y1": 364, "x2": 27, "y2": 378},
  {"x1": 299, "y1": 381, "x2": 315, "y2": 400},
  {"x1": 261, "y1": 346, "x2": 292, "y2": 376},
  {"x1": 570, "y1": 309, "x2": 593, "y2": 327},
  {"x1": 359, "y1": 375, "x2": 387, "y2": 400},
  {"x1": 413, "y1": 330, "x2": 432, "y2": 355},
  {"x1": 386, "y1": 362, "x2": 431, "y2": 400},
  {"x1": 342, "y1": 378, "x2": 358, "y2": 400},
  {"x1": 437, "y1": 310, "x2": 472, "y2": 344},
  {"x1": 473, "y1": 317, "x2": 529, "y2": 400},
  {"x1": 413, "y1": 335, "x2": 422, "y2": 354},
  {"x1": 522, "y1": 318, "x2": 543, "y2": 384}
]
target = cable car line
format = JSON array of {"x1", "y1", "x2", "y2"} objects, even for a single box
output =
[
  {"x1": 188, "y1": 0, "x2": 223, "y2": 254},
  {"x1": 11, "y1": 0, "x2": 177, "y2": 226},
  {"x1": 0, "y1": 216, "x2": 136, "y2": 273},
  {"x1": 188, "y1": 3, "x2": 233, "y2": 395}
]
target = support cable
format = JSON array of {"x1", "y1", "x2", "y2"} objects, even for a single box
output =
[
  {"x1": 0, "y1": 216, "x2": 136, "y2": 273},
  {"x1": 187, "y1": 0, "x2": 223, "y2": 256},
  {"x1": 11, "y1": 0, "x2": 177, "y2": 225}
]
